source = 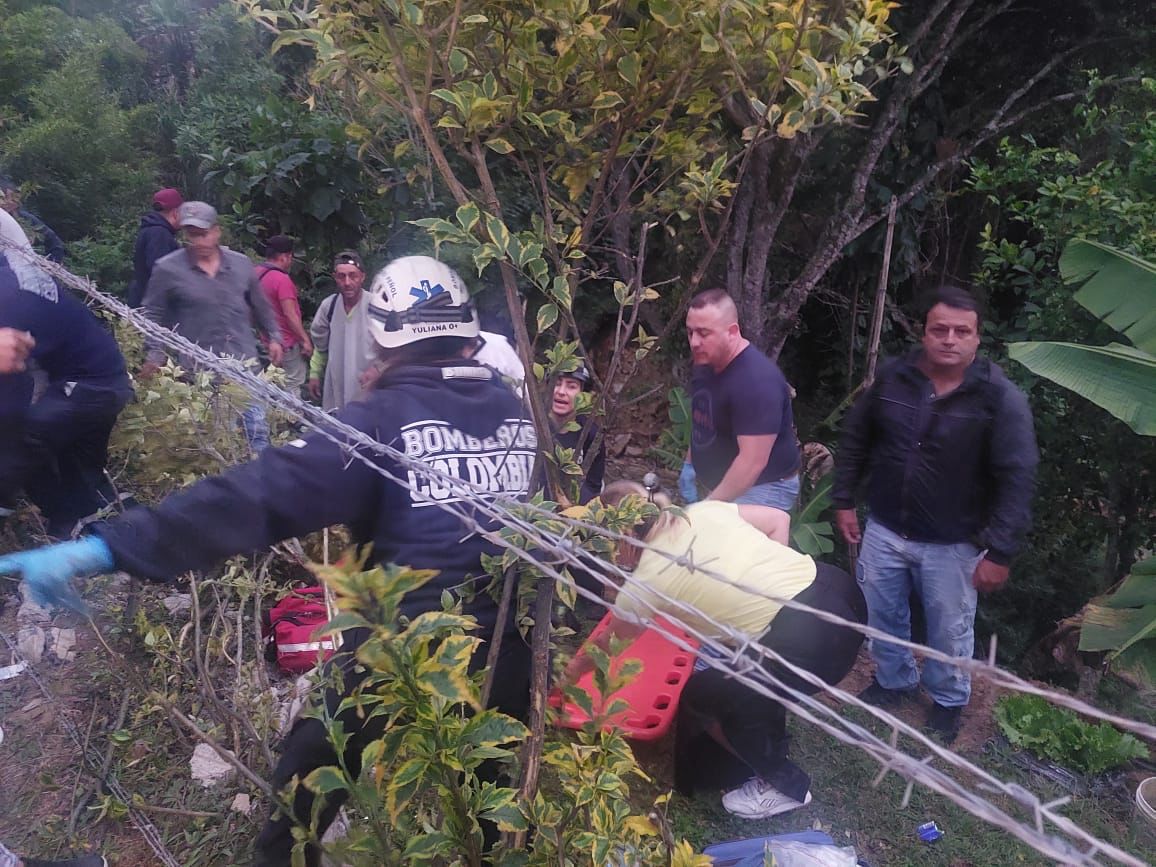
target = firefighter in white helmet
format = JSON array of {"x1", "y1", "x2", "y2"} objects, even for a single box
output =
[{"x1": 0, "y1": 256, "x2": 537, "y2": 867}]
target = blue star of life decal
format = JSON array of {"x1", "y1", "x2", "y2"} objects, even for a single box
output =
[{"x1": 410, "y1": 279, "x2": 447, "y2": 301}]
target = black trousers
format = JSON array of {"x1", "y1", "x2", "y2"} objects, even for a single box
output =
[
  {"x1": 254, "y1": 626, "x2": 530, "y2": 867},
  {"x1": 0, "y1": 378, "x2": 132, "y2": 536},
  {"x1": 673, "y1": 563, "x2": 867, "y2": 802}
]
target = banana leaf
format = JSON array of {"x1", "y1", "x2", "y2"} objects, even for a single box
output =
[
  {"x1": 790, "y1": 472, "x2": 834, "y2": 556},
  {"x1": 1007, "y1": 341, "x2": 1156, "y2": 435},
  {"x1": 1061, "y1": 239, "x2": 1156, "y2": 355},
  {"x1": 1079, "y1": 556, "x2": 1156, "y2": 688}
]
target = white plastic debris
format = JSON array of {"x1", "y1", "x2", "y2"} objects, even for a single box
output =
[
  {"x1": 0, "y1": 661, "x2": 27, "y2": 681},
  {"x1": 190, "y1": 742, "x2": 237, "y2": 788},
  {"x1": 230, "y1": 793, "x2": 253, "y2": 815}
]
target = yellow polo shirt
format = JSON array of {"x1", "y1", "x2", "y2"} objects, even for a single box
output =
[{"x1": 613, "y1": 501, "x2": 816, "y2": 641}]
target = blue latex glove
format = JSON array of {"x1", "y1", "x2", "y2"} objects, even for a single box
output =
[
  {"x1": 0, "y1": 537, "x2": 115, "y2": 612},
  {"x1": 678, "y1": 460, "x2": 699, "y2": 503}
]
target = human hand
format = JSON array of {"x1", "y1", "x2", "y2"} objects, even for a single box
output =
[
  {"x1": 0, "y1": 537, "x2": 115, "y2": 612},
  {"x1": 301, "y1": 337, "x2": 313, "y2": 358},
  {"x1": 678, "y1": 461, "x2": 698, "y2": 504},
  {"x1": 307, "y1": 378, "x2": 321, "y2": 401},
  {"x1": 267, "y1": 341, "x2": 285, "y2": 366},
  {"x1": 973, "y1": 558, "x2": 1009, "y2": 593},
  {"x1": 835, "y1": 509, "x2": 862, "y2": 545},
  {"x1": 359, "y1": 362, "x2": 384, "y2": 391},
  {"x1": 0, "y1": 328, "x2": 34, "y2": 373},
  {"x1": 561, "y1": 651, "x2": 594, "y2": 688}
]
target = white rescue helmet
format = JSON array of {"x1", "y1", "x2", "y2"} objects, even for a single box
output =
[{"x1": 366, "y1": 255, "x2": 479, "y2": 349}]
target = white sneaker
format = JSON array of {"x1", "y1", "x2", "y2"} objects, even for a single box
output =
[{"x1": 721, "y1": 777, "x2": 813, "y2": 819}]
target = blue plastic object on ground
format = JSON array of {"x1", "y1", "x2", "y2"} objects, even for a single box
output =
[{"x1": 917, "y1": 821, "x2": 944, "y2": 842}]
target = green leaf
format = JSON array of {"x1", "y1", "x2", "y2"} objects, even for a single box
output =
[
  {"x1": 1008, "y1": 341, "x2": 1156, "y2": 435},
  {"x1": 402, "y1": 832, "x2": 453, "y2": 861},
  {"x1": 461, "y1": 14, "x2": 489, "y2": 25},
  {"x1": 430, "y1": 88, "x2": 465, "y2": 113},
  {"x1": 448, "y1": 48, "x2": 469, "y2": 75},
  {"x1": 700, "y1": 33, "x2": 719, "y2": 53},
  {"x1": 1100, "y1": 557, "x2": 1156, "y2": 609},
  {"x1": 483, "y1": 212, "x2": 511, "y2": 254},
  {"x1": 536, "y1": 303, "x2": 559, "y2": 332},
  {"x1": 386, "y1": 758, "x2": 428, "y2": 822},
  {"x1": 459, "y1": 712, "x2": 529, "y2": 749},
  {"x1": 1061, "y1": 239, "x2": 1156, "y2": 355},
  {"x1": 791, "y1": 522, "x2": 834, "y2": 556},
  {"x1": 1078, "y1": 603, "x2": 1156, "y2": 653},
  {"x1": 649, "y1": 0, "x2": 680, "y2": 27},
  {"x1": 455, "y1": 202, "x2": 481, "y2": 232},
  {"x1": 485, "y1": 136, "x2": 515, "y2": 154},
  {"x1": 303, "y1": 765, "x2": 347, "y2": 795},
  {"x1": 617, "y1": 53, "x2": 641, "y2": 87},
  {"x1": 591, "y1": 91, "x2": 625, "y2": 111}
]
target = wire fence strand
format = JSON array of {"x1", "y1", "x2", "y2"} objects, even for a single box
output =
[{"x1": 3, "y1": 241, "x2": 1152, "y2": 865}]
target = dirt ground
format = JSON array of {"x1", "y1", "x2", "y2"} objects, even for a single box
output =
[
  {"x1": 835, "y1": 647, "x2": 1003, "y2": 755},
  {"x1": 0, "y1": 588, "x2": 158, "y2": 865}
]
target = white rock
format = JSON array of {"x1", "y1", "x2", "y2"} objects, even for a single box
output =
[
  {"x1": 16, "y1": 625, "x2": 45, "y2": 664},
  {"x1": 162, "y1": 594, "x2": 193, "y2": 616},
  {"x1": 230, "y1": 793, "x2": 253, "y2": 815},
  {"x1": 190, "y1": 742, "x2": 237, "y2": 788},
  {"x1": 49, "y1": 627, "x2": 77, "y2": 663}
]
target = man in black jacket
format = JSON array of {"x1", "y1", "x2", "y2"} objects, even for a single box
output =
[
  {"x1": 832, "y1": 286, "x2": 1038, "y2": 742},
  {"x1": 126, "y1": 188, "x2": 182, "y2": 307},
  {"x1": 0, "y1": 256, "x2": 535, "y2": 866}
]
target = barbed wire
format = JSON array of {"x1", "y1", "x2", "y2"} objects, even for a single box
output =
[
  {"x1": 12, "y1": 239, "x2": 1153, "y2": 744},
  {"x1": 3, "y1": 241, "x2": 1151, "y2": 864}
]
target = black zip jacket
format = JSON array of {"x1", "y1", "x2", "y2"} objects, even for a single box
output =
[
  {"x1": 98, "y1": 362, "x2": 537, "y2": 636},
  {"x1": 128, "y1": 211, "x2": 179, "y2": 308},
  {"x1": 831, "y1": 352, "x2": 1038, "y2": 565}
]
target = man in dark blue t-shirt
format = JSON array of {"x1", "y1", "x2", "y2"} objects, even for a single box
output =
[
  {"x1": 0, "y1": 250, "x2": 133, "y2": 537},
  {"x1": 681, "y1": 288, "x2": 800, "y2": 516}
]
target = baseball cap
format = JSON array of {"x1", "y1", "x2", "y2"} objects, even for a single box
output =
[
  {"x1": 265, "y1": 235, "x2": 295, "y2": 255},
  {"x1": 334, "y1": 250, "x2": 364, "y2": 271},
  {"x1": 153, "y1": 188, "x2": 183, "y2": 211},
  {"x1": 179, "y1": 201, "x2": 218, "y2": 229}
]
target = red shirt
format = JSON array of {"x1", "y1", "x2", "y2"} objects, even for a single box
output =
[{"x1": 255, "y1": 264, "x2": 301, "y2": 348}]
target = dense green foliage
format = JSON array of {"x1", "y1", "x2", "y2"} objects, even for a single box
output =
[
  {"x1": 0, "y1": 0, "x2": 1152, "y2": 697},
  {"x1": 966, "y1": 80, "x2": 1156, "y2": 662},
  {"x1": 995, "y1": 694, "x2": 1148, "y2": 776}
]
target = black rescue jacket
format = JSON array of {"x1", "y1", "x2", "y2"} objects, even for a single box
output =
[
  {"x1": 831, "y1": 352, "x2": 1038, "y2": 564},
  {"x1": 99, "y1": 362, "x2": 537, "y2": 636}
]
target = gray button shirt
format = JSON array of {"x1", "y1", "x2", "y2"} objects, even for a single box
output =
[{"x1": 142, "y1": 246, "x2": 282, "y2": 367}]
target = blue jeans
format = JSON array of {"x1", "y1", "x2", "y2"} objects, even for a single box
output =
[
  {"x1": 856, "y1": 520, "x2": 983, "y2": 707},
  {"x1": 733, "y1": 474, "x2": 800, "y2": 511},
  {"x1": 240, "y1": 401, "x2": 270, "y2": 453}
]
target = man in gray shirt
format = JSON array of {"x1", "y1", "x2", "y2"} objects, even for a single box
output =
[{"x1": 139, "y1": 201, "x2": 283, "y2": 451}]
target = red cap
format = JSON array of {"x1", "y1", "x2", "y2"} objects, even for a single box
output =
[{"x1": 153, "y1": 188, "x2": 183, "y2": 211}]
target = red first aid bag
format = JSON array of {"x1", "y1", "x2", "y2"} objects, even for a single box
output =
[{"x1": 263, "y1": 587, "x2": 336, "y2": 674}]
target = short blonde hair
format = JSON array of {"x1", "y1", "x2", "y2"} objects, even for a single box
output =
[{"x1": 598, "y1": 480, "x2": 685, "y2": 542}]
